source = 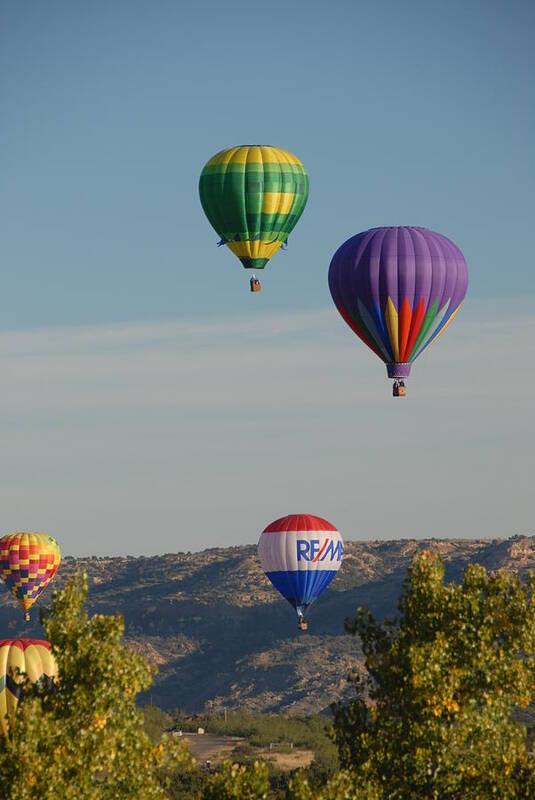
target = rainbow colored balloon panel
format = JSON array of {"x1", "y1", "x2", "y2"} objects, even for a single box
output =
[
  {"x1": 328, "y1": 226, "x2": 468, "y2": 379},
  {"x1": 0, "y1": 533, "x2": 61, "y2": 621}
]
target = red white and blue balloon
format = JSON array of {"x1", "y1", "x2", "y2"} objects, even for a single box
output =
[{"x1": 257, "y1": 514, "x2": 343, "y2": 624}]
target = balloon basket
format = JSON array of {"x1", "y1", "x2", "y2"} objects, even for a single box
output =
[{"x1": 392, "y1": 381, "x2": 406, "y2": 398}]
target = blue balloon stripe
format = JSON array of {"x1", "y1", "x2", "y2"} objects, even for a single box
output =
[
  {"x1": 411, "y1": 300, "x2": 454, "y2": 360},
  {"x1": 265, "y1": 569, "x2": 339, "y2": 607}
]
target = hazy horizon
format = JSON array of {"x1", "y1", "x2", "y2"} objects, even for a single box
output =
[{"x1": 59, "y1": 532, "x2": 534, "y2": 561}]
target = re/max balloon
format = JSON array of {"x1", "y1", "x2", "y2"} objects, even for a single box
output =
[
  {"x1": 0, "y1": 533, "x2": 61, "y2": 621},
  {"x1": 0, "y1": 639, "x2": 57, "y2": 736},
  {"x1": 258, "y1": 514, "x2": 343, "y2": 630},
  {"x1": 199, "y1": 145, "x2": 309, "y2": 281},
  {"x1": 328, "y1": 226, "x2": 468, "y2": 395}
]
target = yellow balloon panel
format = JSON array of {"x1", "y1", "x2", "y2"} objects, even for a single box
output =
[{"x1": 0, "y1": 639, "x2": 57, "y2": 736}]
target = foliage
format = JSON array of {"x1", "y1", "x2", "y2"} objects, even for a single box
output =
[
  {"x1": 286, "y1": 769, "x2": 377, "y2": 800},
  {"x1": 513, "y1": 704, "x2": 535, "y2": 749},
  {"x1": 333, "y1": 550, "x2": 535, "y2": 799},
  {"x1": 303, "y1": 747, "x2": 340, "y2": 791},
  {"x1": 0, "y1": 572, "x2": 194, "y2": 799},
  {"x1": 202, "y1": 760, "x2": 270, "y2": 800},
  {"x1": 166, "y1": 756, "x2": 373, "y2": 800},
  {"x1": 144, "y1": 705, "x2": 173, "y2": 743}
]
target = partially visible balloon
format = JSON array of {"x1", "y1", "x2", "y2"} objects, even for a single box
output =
[
  {"x1": 0, "y1": 638, "x2": 57, "y2": 736},
  {"x1": 328, "y1": 227, "x2": 468, "y2": 394},
  {"x1": 0, "y1": 533, "x2": 61, "y2": 621},
  {"x1": 199, "y1": 145, "x2": 309, "y2": 280},
  {"x1": 258, "y1": 514, "x2": 343, "y2": 629}
]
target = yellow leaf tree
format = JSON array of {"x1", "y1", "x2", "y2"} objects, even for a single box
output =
[
  {"x1": 333, "y1": 551, "x2": 535, "y2": 799},
  {"x1": 0, "y1": 572, "x2": 193, "y2": 800}
]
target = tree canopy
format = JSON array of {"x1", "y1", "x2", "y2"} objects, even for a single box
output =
[
  {"x1": 333, "y1": 550, "x2": 535, "y2": 798},
  {"x1": 0, "y1": 572, "x2": 192, "y2": 799}
]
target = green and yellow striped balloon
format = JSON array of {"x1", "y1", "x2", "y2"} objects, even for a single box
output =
[{"x1": 199, "y1": 145, "x2": 309, "y2": 272}]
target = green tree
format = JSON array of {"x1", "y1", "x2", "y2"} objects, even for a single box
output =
[
  {"x1": 333, "y1": 550, "x2": 535, "y2": 799},
  {"x1": 0, "y1": 572, "x2": 194, "y2": 799},
  {"x1": 144, "y1": 706, "x2": 173, "y2": 744},
  {"x1": 202, "y1": 760, "x2": 270, "y2": 800},
  {"x1": 286, "y1": 769, "x2": 378, "y2": 800}
]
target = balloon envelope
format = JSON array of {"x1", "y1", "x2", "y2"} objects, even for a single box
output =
[
  {"x1": 257, "y1": 514, "x2": 343, "y2": 620},
  {"x1": 0, "y1": 638, "x2": 57, "y2": 736},
  {"x1": 328, "y1": 226, "x2": 468, "y2": 380},
  {"x1": 0, "y1": 533, "x2": 61, "y2": 620},
  {"x1": 199, "y1": 145, "x2": 309, "y2": 270}
]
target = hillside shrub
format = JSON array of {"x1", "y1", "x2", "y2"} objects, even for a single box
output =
[{"x1": 144, "y1": 705, "x2": 173, "y2": 743}]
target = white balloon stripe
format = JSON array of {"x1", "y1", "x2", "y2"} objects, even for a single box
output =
[{"x1": 258, "y1": 530, "x2": 344, "y2": 573}]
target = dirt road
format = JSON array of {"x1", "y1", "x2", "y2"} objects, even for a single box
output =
[{"x1": 177, "y1": 732, "x2": 243, "y2": 762}]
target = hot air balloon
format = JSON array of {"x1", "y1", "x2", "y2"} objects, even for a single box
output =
[
  {"x1": 0, "y1": 533, "x2": 61, "y2": 621},
  {"x1": 199, "y1": 145, "x2": 309, "y2": 292},
  {"x1": 328, "y1": 227, "x2": 468, "y2": 396},
  {"x1": 0, "y1": 638, "x2": 57, "y2": 736},
  {"x1": 257, "y1": 514, "x2": 343, "y2": 630}
]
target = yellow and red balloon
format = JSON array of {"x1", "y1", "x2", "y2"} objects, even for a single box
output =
[
  {"x1": 0, "y1": 638, "x2": 57, "y2": 736},
  {"x1": 0, "y1": 533, "x2": 61, "y2": 621}
]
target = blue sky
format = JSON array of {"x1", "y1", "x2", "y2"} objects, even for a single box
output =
[{"x1": 0, "y1": 1, "x2": 533, "y2": 555}]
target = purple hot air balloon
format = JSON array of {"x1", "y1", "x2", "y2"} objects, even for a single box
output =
[{"x1": 328, "y1": 227, "x2": 468, "y2": 396}]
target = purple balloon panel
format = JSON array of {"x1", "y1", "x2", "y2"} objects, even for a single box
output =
[{"x1": 328, "y1": 226, "x2": 468, "y2": 373}]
